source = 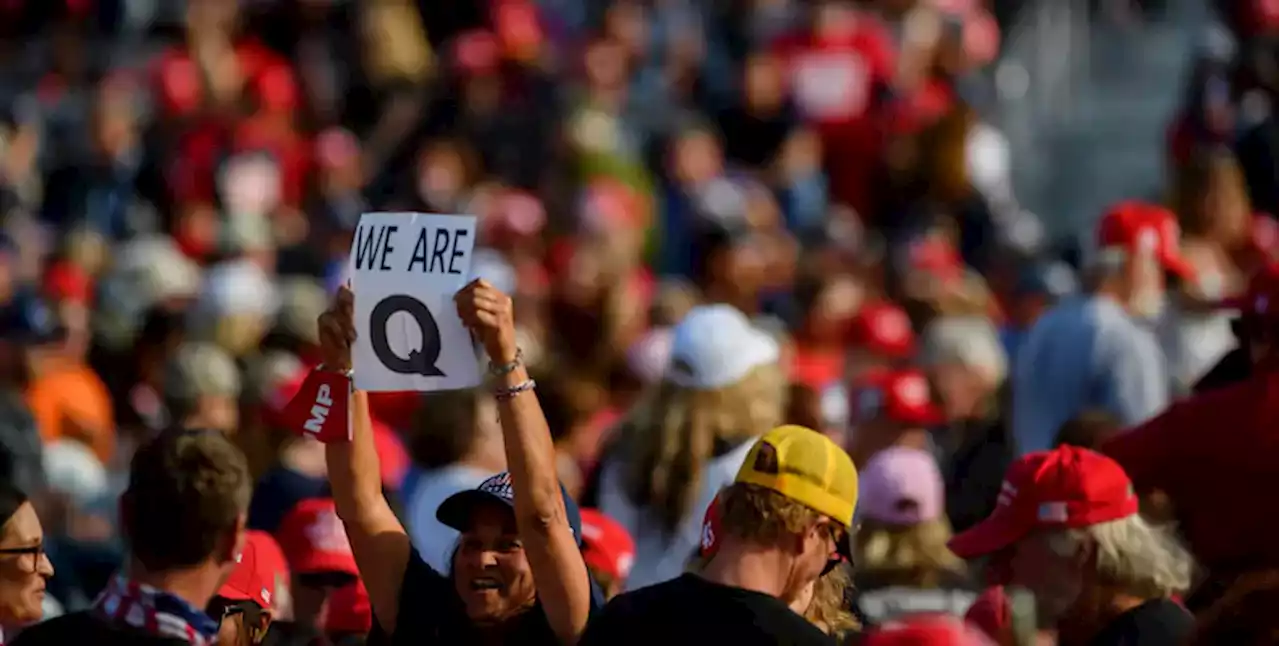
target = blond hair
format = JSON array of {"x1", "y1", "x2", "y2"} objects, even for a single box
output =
[
  {"x1": 621, "y1": 365, "x2": 785, "y2": 534},
  {"x1": 854, "y1": 518, "x2": 967, "y2": 588},
  {"x1": 1045, "y1": 515, "x2": 1194, "y2": 598},
  {"x1": 807, "y1": 565, "x2": 860, "y2": 637},
  {"x1": 718, "y1": 482, "x2": 821, "y2": 547}
]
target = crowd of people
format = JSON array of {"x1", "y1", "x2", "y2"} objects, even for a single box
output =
[{"x1": 0, "y1": 0, "x2": 1275, "y2": 644}]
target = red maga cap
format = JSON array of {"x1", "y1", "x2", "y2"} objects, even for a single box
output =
[
  {"x1": 276, "y1": 498, "x2": 359, "y2": 579},
  {"x1": 853, "y1": 370, "x2": 945, "y2": 427},
  {"x1": 579, "y1": 509, "x2": 636, "y2": 582},
  {"x1": 849, "y1": 302, "x2": 915, "y2": 359},
  {"x1": 947, "y1": 446, "x2": 1138, "y2": 559},
  {"x1": 218, "y1": 537, "x2": 278, "y2": 611}
]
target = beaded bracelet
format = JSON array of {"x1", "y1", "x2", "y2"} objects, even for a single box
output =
[
  {"x1": 317, "y1": 364, "x2": 354, "y2": 379},
  {"x1": 488, "y1": 349, "x2": 524, "y2": 377},
  {"x1": 494, "y1": 378, "x2": 536, "y2": 401}
]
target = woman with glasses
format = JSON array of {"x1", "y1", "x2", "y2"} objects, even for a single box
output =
[{"x1": 0, "y1": 482, "x2": 54, "y2": 641}]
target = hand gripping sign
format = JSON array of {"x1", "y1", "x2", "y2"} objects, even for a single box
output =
[
  {"x1": 349, "y1": 213, "x2": 481, "y2": 392},
  {"x1": 279, "y1": 213, "x2": 482, "y2": 444}
]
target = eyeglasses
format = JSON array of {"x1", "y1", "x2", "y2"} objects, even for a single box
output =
[
  {"x1": 0, "y1": 543, "x2": 45, "y2": 574},
  {"x1": 208, "y1": 598, "x2": 268, "y2": 645},
  {"x1": 820, "y1": 522, "x2": 853, "y2": 576}
]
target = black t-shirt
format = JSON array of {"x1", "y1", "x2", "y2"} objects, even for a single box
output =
[
  {"x1": 263, "y1": 620, "x2": 326, "y2": 646},
  {"x1": 370, "y1": 547, "x2": 602, "y2": 645},
  {"x1": 13, "y1": 611, "x2": 190, "y2": 646},
  {"x1": 1089, "y1": 598, "x2": 1194, "y2": 646},
  {"x1": 579, "y1": 573, "x2": 835, "y2": 646}
]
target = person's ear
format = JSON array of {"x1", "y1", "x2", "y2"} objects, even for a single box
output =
[{"x1": 221, "y1": 514, "x2": 248, "y2": 566}]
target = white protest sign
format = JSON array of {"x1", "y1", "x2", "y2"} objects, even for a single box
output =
[{"x1": 349, "y1": 213, "x2": 481, "y2": 392}]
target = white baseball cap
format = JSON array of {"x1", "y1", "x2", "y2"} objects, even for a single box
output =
[{"x1": 667, "y1": 304, "x2": 779, "y2": 390}]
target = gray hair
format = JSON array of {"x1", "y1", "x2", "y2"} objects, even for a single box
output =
[
  {"x1": 919, "y1": 316, "x2": 1008, "y2": 385},
  {"x1": 1046, "y1": 515, "x2": 1194, "y2": 599}
]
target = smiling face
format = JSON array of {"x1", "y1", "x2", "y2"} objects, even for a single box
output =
[
  {"x1": 452, "y1": 503, "x2": 537, "y2": 625},
  {"x1": 0, "y1": 503, "x2": 53, "y2": 625}
]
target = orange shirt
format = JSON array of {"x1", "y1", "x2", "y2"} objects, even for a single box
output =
[{"x1": 28, "y1": 365, "x2": 115, "y2": 463}]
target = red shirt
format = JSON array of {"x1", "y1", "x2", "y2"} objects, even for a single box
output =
[
  {"x1": 153, "y1": 40, "x2": 296, "y2": 118},
  {"x1": 773, "y1": 18, "x2": 895, "y2": 128},
  {"x1": 1101, "y1": 369, "x2": 1279, "y2": 571},
  {"x1": 773, "y1": 16, "x2": 896, "y2": 217}
]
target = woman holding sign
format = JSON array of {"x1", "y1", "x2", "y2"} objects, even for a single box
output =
[{"x1": 314, "y1": 280, "x2": 599, "y2": 644}]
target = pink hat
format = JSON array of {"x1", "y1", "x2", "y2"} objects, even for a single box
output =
[{"x1": 859, "y1": 447, "x2": 944, "y2": 525}]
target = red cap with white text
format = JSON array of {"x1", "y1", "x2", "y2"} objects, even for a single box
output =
[
  {"x1": 276, "y1": 498, "x2": 359, "y2": 578},
  {"x1": 947, "y1": 446, "x2": 1138, "y2": 559}
]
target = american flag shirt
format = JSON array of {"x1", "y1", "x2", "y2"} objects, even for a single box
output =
[{"x1": 92, "y1": 574, "x2": 220, "y2": 646}]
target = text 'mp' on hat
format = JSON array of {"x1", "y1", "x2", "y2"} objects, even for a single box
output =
[
  {"x1": 734, "y1": 425, "x2": 859, "y2": 528},
  {"x1": 666, "y1": 304, "x2": 779, "y2": 390},
  {"x1": 947, "y1": 445, "x2": 1138, "y2": 560},
  {"x1": 436, "y1": 472, "x2": 584, "y2": 545}
]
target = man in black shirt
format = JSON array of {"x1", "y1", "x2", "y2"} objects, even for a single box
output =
[
  {"x1": 16, "y1": 429, "x2": 253, "y2": 646},
  {"x1": 580, "y1": 425, "x2": 859, "y2": 646}
]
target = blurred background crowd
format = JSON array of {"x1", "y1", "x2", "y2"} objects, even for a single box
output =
[{"x1": 0, "y1": 0, "x2": 1274, "y2": 638}]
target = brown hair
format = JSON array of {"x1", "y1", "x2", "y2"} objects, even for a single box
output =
[
  {"x1": 122, "y1": 430, "x2": 252, "y2": 571},
  {"x1": 1053, "y1": 409, "x2": 1121, "y2": 450},
  {"x1": 1173, "y1": 149, "x2": 1249, "y2": 238},
  {"x1": 621, "y1": 366, "x2": 785, "y2": 535},
  {"x1": 718, "y1": 482, "x2": 820, "y2": 547},
  {"x1": 917, "y1": 105, "x2": 976, "y2": 205},
  {"x1": 808, "y1": 565, "x2": 860, "y2": 637}
]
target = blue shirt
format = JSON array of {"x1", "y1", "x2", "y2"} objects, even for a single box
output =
[{"x1": 1011, "y1": 296, "x2": 1170, "y2": 455}]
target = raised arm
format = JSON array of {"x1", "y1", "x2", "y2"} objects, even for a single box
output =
[
  {"x1": 455, "y1": 280, "x2": 593, "y2": 644},
  {"x1": 318, "y1": 286, "x2": 413, "y2": 634}
]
